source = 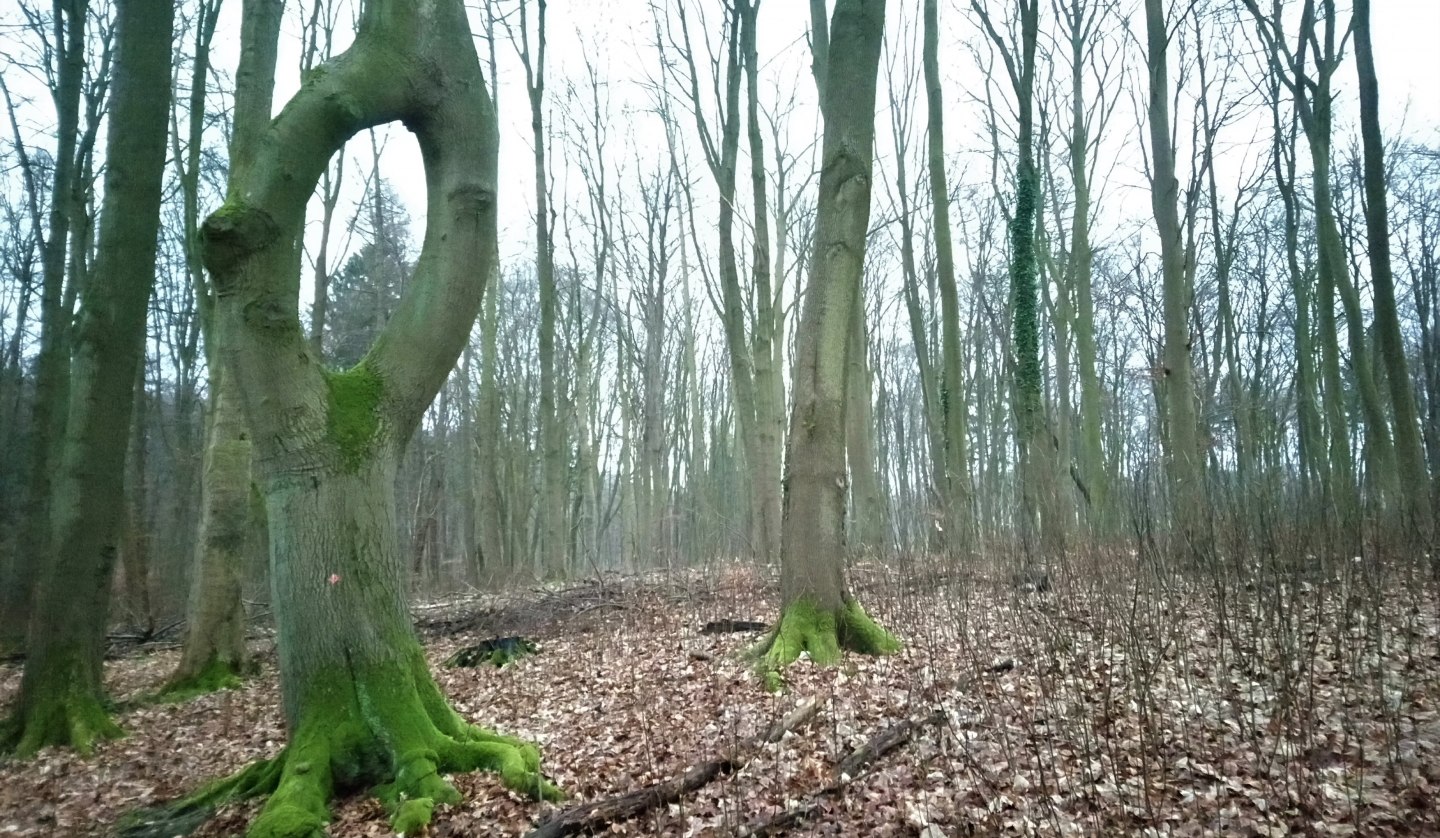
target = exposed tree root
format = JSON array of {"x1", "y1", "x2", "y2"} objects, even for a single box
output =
[
  {"x1": 741, "y1": 708, "x2": 948, "y2": 836},
  {"x1": 525, "y1": 695, "x2": 822, "y2": 838},
  {"x1": 753, "y1": 595, "x2": 900, "y2": 672},
  {"x1": 120, "y1": 650, "x2": 559, "y2": 837}
]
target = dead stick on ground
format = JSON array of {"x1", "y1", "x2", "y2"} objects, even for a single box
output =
[
  {"x1": 740, "y1": 708, "x2": 949, "y2": 837},
  {"x1": 524, "y1": 696, "x2": 824, "y2": 838}
]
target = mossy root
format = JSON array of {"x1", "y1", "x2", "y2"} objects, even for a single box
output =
[
  {"x1": 124, "y1": 654, "x2": 562, "y2": 838},
  {"x1": 754, "y1": 595, "x2": 900, "y2": 673},
  {"x1": 0, "y1": 691, "x2": 124, "y2": 758},
  {"x1": 156, "y1": 656, "x2": 251, "y2": 704}
]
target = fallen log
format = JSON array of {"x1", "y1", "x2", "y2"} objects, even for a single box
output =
[
  {"x1": 524, "y1": 696, "x2": 823, "y2": 838},
  {"x1": 741, "y1": 708, "x2": 949, "y2": 837}
]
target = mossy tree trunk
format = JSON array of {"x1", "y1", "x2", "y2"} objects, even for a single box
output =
[
  {"x1": 974, "y1": 0, "x2": 1060, "y2": 561},
  {"x1": 193, "y1": 0, "x2": 556, "y2": 833},
  {"x1": 0, "y1": 0, "x2": 88, "y2": 655},
  {"x1": 759, "y1": 0, "x2": 896, "y2": 670},
  {"x1": 167, "y1": 370, "x2": 254, "y2": 697},
  {"x1": 166, "y1": 0, "x2": 255, "y2": 699},
  {"x1": 1, "y1": 0, "x2": 174, "y2": 756}
]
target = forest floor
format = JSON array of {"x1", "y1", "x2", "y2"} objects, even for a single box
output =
[{"x1": 2, "y1": 556, "x2": 1440, "y2": 837}]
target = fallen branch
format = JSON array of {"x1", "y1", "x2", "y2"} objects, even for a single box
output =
[
  {"x1": 524, "y1": 696, "x2": 823, "y2": 838},
  {"x1": 741, "y1": 708, "x2": 948, "y2": 837}
]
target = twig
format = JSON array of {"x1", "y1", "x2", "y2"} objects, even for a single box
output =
[
  {"x1": 524, "y1": 696, "x2": 823, "y2": 838},
  {"x1": 740, "y1": 708, "x2": 949, "y2": 837}
]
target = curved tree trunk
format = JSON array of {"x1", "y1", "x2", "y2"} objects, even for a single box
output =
[
  {"x1": 1353, "y1": 0, "x2": 1431, "y2": 537},
  {"x1": 188, "y1": 0, "x2": 556, "y2": 833}
]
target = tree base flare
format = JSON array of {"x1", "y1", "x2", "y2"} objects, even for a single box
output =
[
  {"x1": 0, "y1": 686, "x2": 123, "y2": 758},
  {"x1": 753, "y1": 596, "x2": 900, "y2": 672},
  {"x1": 157, "y1": 655, "x2": 252, "y2": 704},
  {"x1": 123, "y1": 650, "x2": 560, "y2": 837}
]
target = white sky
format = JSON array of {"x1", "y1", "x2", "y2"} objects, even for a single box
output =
[
  {"x1": 257, "y1": 0, "x2": 1439, "y2": 279},
  {"x1": 1, "y1": 0, "x2": 1437, "y2": 330}
]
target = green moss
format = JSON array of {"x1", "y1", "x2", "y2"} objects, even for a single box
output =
[
  {"x1": 754, "y1": 595, "x2": 901, "y2": 673},
  {"x1": 1, "y1": 686, "x2": 124, "y2": 758},
  {"x1": 123, "y1": 649, "x2": 560, "y2": 837},
  {"x1": 835, "y1": 596, "x2": 903, "y2": 656},
  {"x1": 759, "y1": 597, "x2": 843, "y2": 667},
  {"x1": 392, "y1": 798, "x2": 434, "y2": 835},
  {"x1": 322, "y1": 362, "x2": 383, "y2": 471},
  {"x1": 156, "y1": 656, "x2": 249, "y2": 704},
  {"x1": 208, "y1": 198, "x2": 251, "y2": 225},
  {"x1": 249, "y1": 725, "x2": 334, "y2": 838}
]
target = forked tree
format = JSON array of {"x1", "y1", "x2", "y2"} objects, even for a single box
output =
[
  {"x1": 757, "y1": 0, "x2": 897, "y2": 669},
  {"x1": 181, "y1": 0, "x2": 558, "y2": 834}
]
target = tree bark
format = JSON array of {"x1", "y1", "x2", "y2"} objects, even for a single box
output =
[
  {"x1": 191, "y1": 0, "x2": 557, "y2": 832},
  {"x1": 166, "y1": 0, "x2": 256, "y2": 697},
  {"x1": 846, "y1": 301, "x2": 885, "y2": 551},
  {"x1": 923, "y1": 0, "x2": 973, "y2": 552},
  {"x1": 1144, "y1": 0, "x2": 1208, "y2": 555},
  {"x1": 1, "y1": 0, "x2": 173, "y2": 756},
  {"x1": 2, "y1": 0, "x2": 89, "y2": 654},
  {"x1": 1353, "y1": 0, "x2": 1431, "y2": 535},
  {"x1": 760, "y1": 0, "x2": 896, "y2": 670},
  {"x1": 167, "y1": 369, "x2": 254, "y2": 695}
]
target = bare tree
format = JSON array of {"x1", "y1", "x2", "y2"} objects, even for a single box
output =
[
  {"x1": 757, "y1": 0, "x2": 897, "y2": 671},
  {"x1": 2, "y1": 0, "x2": 173, "y2": 755},
  {"x1": 186, "y1": 0, "x2": 557, "y2": 830}
]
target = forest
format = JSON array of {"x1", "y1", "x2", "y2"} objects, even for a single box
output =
[{"x1": 0, "y1": 0, "x2": 1438, "y2": 834}]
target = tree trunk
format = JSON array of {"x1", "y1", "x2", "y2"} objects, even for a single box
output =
[
  {"x1": 2, "y1": 0, "x2": 88, "y2": 654},
  {"x1": 119, "y1": 362, "x2": 154, "y2": 635},
  {"x1": 166, "y1": 0, "x2": 254, "y2": 698},
  {"x1": 740, "y1": 0, "x2": 786, "y2": 570},
  {"x1": 190, "y1": 0, "x2": 557, "y2": 831},
  {"x1": 1061, "y1": 0, "x2": 1106, "y2": 530},
  {"x1": 166, "y1": 369, "x2": 253, "y2": 695},
  {"x1": 760, "y1": 0, "x2": 896, "y2": 671},
  {"x1": 1353, "y1": 0, "x2": 1431, "y2": 535},
  {"x1": 2, "y1": 0, "x2": 173, "y2": 756},
  {"x1": 922, "y1": 0, "x2": 973, "y2": 552},
  {"x1": 1144, "y1": 0, "x2": 1207, "y2": 555},
  {"x1": 846, "y1": 302, "x2": 885, "y2": 552}
]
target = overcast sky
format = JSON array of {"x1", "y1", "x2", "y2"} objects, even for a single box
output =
[
  {"x1": 1, "y1": 0, "x2": 1437, "y2": 317},
  {"x1": 261, "y1": 0, "x2": 1437, "y2": 275}
]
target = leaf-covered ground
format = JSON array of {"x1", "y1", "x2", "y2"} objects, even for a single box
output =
[{"x1": 2, "y1": 559, "x2": 1439, "y2": 836}]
